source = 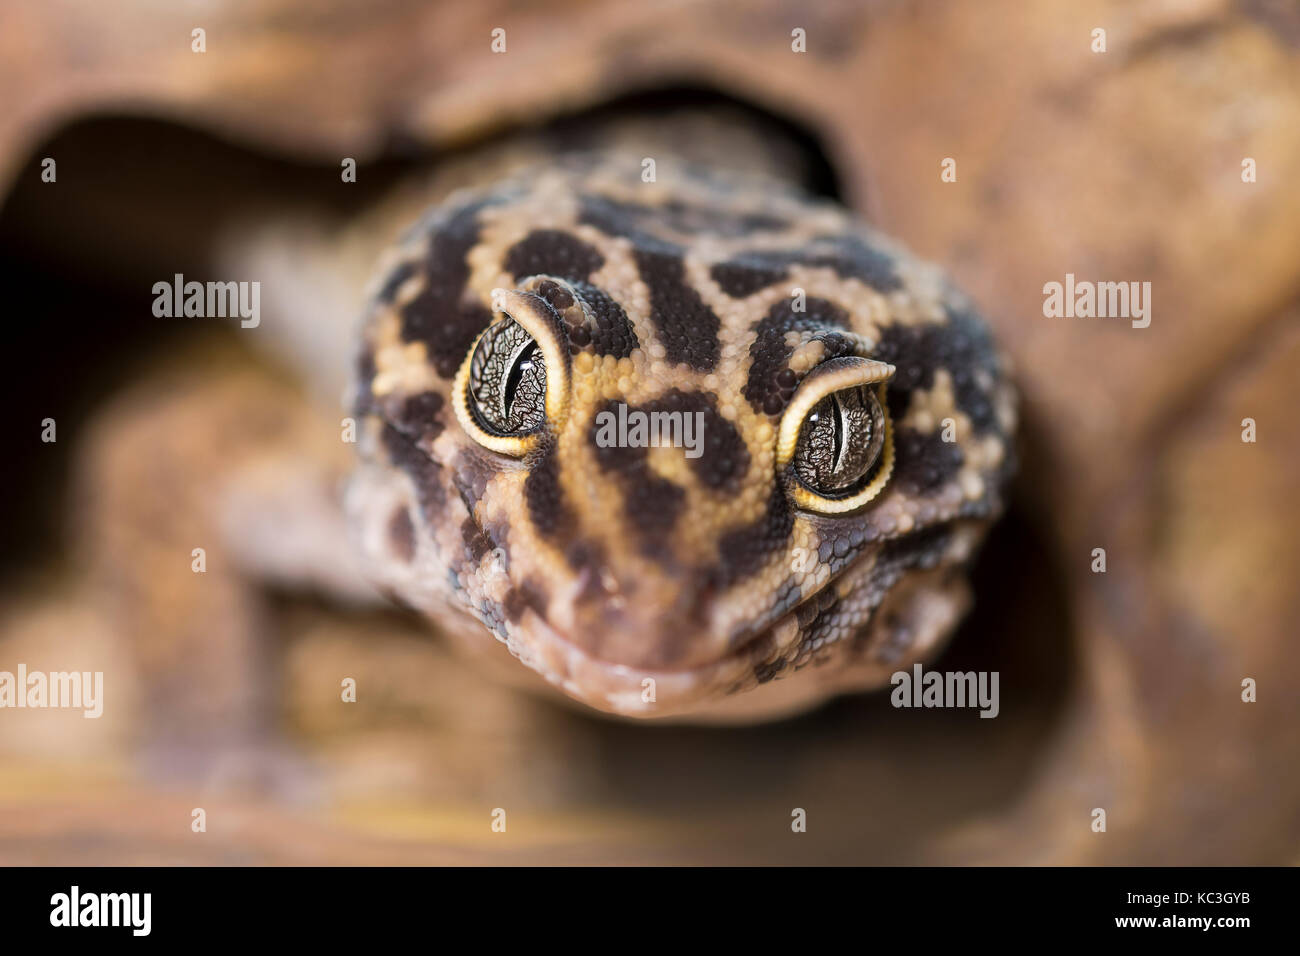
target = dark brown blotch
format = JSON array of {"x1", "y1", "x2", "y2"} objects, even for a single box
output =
[
  {"x1": 388, "y1": 506, "x2": 416, "y2": 563},
  {"x1": 382, "y1": 424, "x2": 445, "y2": 517},
  {"x1": 567, "y1": 281, "x2": 638, "y2": 359},
  {"x1": 714, "y1": 485, "x2": 795, "y2": 587},
  {"x1": 377, "y1": 260, "x2": 417, "y2": 303},
  {"x1": 712, "y1": 236, "x2": 902, "y2": 299},
  {"x1": 461, "y1": 516, "x2": 494, "y2": 563},
  {"x1": 392, "y1": 390, "x2": 445, "y2": 443},
  {"x1": 399, "y1": 199, "x2": 497, "y2": 378},
  {"x1": 744, "y1": 297, "x2": 853, "y2": 417},
  {"x1": 873, "y1": 306, "x2": 1002, "y2": 436},
  {"x1": 502, "y1": 579, "x2": 549, "y2": 625},
  {"x1": 524, "y1": 443, "x2": 574, "y2": 539},
  {"x1": 579, "y1": 193, "x2": 788, "y2": 239},
  {"x1": 890, "y1": 428, "x2": 965, "y2": 496},
  {"x1": 633, "y1": 246, "x2": 721, "y2": 371},
  {"x1": 352, "y1": 347, "x2": 377, "y2": 417},
  {"x1": 505, "y1": 229, "x2": 605, "y2": 283}
]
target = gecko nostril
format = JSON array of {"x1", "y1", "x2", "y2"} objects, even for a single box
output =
[{"x1": 387, "y1": 505, "x2": 416, "y2": 564}]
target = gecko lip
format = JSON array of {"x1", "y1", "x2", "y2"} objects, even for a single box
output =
[
  {"x1": 506, "y1": 613, "x2": 790, "y2": 717},
  {"x1": 508, "y1": 606, "x2": 804, "y2": 718},
  {"x1": 498, "y1": 541, "x2": 974, "y2": 720},
  {"x1": 476, "y1": 540, "x2": 875, "y2": 718}
]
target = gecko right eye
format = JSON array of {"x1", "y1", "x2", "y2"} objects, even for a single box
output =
[
  {"x1": 452, "y1": 289, "x2": 571, "y2": 457},
  {"x1": 466, "y1": 317, "x2": 548, "y2": 436}
]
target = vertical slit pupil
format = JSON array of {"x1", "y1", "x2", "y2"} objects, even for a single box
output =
[
  {"x1": 830, "y1": 391, "x2": 844, "y2": 472},
  {"x1": 503, "y1": 340, "x2": 539, "y2": 418}
]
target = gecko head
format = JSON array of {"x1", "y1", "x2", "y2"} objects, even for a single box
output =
[{"x1": 347, "y1": 163, "x2": 1016, "y2": 720}]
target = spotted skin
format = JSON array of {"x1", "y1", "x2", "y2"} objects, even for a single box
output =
[{"x1": 348, "y1": 154, "x2": 1016, "y2": 720}]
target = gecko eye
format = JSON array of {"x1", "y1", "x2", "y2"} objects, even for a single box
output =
[
  {"x1": 453, "y1": 288, "x2": 571, "y2": 457},
  {"x1": 776, "y1": 356, "x2": 896, "y2": 514},
  {"x1": 467, "y1": 317, "x2": 548, "y2": 435},
  {"x1": 793, "y1": 386, "x2": 885, "y2": 496}
]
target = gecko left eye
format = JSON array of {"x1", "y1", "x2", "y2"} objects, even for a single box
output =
[
  {"x1": 793, "y1": 385, "x2": 885, "y2": 496},
  {"x1": 776, "y1": 356, "x2": 896, "y2": 514},
  {"x1": 466, "y1": 317, "x2": 548, "y2": 436}
]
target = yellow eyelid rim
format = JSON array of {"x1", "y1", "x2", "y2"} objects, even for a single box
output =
[
  {"x1": 776, "y1": 356, "x2": 896, "y2": 514},
  {"x1": 452, "y1": 289, "x2": 571, "y2": 457}
]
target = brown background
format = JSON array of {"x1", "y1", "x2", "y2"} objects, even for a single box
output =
[{"x1": 0, "y1": 0, "x2": 1297, "y2": 864}]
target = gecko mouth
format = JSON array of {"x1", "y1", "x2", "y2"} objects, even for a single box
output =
[
  {"x1": 483, "y1": 547, "x2": 889, "y2": 720},
  {"x1": 505, "y1": 603, "x2": 808, "y2": 719},
  {"x1": 485, "y1": 521, "x2": 973, "y2": 719},
  {"x1": 442, "y1": 517, "x2": 882, "y2": 718},
  {"x1": 443, "y1": 499, "x2": 837, "y2": 713}
]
